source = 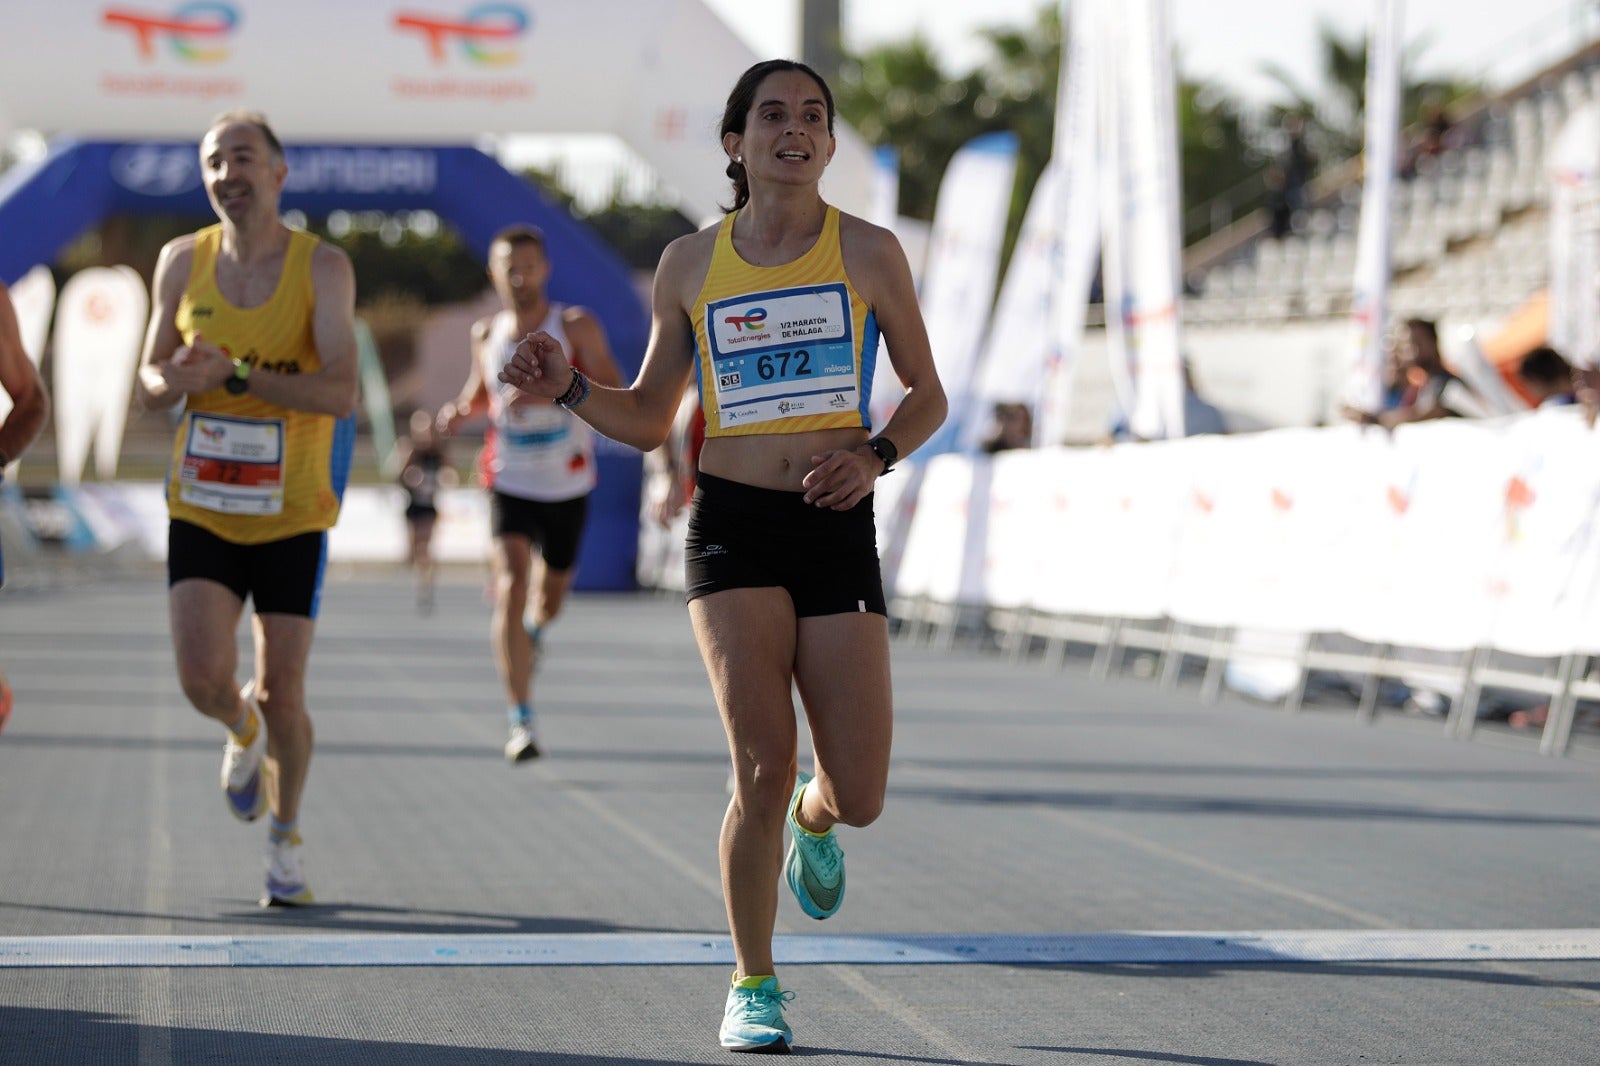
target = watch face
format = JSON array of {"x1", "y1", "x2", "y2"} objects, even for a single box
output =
[{"x1": 225, "y1": 374, "x2": 248, "y2": 395}]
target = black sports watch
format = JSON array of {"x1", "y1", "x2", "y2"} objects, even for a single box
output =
[
  {"x1": 224, "y1": 358, "x2": 251, "y2": 395},
  {"x1": 865, "y1": 436, "x2": 898, "y2": 475}
]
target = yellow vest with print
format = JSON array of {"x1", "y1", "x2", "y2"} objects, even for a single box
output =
[
  {"x1": 167, "y1": 225, "x2": 346, "y2": 543},
  {"x1": 693, "y1": 206, "x2": 880, "y2": 437}
]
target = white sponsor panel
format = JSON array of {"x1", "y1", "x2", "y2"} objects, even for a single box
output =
[
  {"x1": 1035, "y1": 0, "x2": 1102, "y2": 448},
  {"x1": 50, "y1": 266, "x2": 148, "y2": 485},
  {"x1": 1342, "y1": 0, "x2": 1403, "y2": 412},
  {"x1": 1098, "y1": 0, "x2": 1184, "y2": 441},
  {"x1": 891, "y1": 453, "x2": 974, "y2": 605},
  {"x1": 1548, "y1": 101, "x2": 1600, "y2": 369},
  {"x1": 0, "y1": 1, "x2": 873, "y2": 224},
  {"x1": 910, "y1": 133, "x2": 1018, "y2": 453},
  {"x1": 1, "y1": 265, "x2": 54, "y2": 477},
  {"x1": 882, "y1": 409, "x2": 1600, "y2": 660}
]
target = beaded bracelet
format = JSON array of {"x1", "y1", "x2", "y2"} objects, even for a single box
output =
[{"x1": 554, "y1": 367, "x2": 591, "y2": 409}]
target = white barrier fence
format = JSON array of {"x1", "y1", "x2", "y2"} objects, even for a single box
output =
[{"x1": 640, "y1": 409, "x2": 1600, "y2": 757}]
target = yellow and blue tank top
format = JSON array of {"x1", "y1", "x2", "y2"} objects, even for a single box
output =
[
  {"x1": 692, "y1": 206, "x2": 880, "y2": 437},
  {"x1": 167, "y1": 224, "x2": 353, "y2": 544}
]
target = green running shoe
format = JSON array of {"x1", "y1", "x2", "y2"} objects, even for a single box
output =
[
  {"x1": 719, "y1": 975, "x2": 794, "y2": 1053},
  {"x1": 784, "y1": 771, "x2": 844, "y2": 920}
]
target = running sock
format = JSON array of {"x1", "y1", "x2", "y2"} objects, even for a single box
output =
[
  {"x1": 268, "y1": 816, "x2": 298, "y2": 846},
  {"x1": 508, "y1": 703, "x2": 532, "y2": 727},
  {"x1": 792, "y1": 781, "x2": 830, "y2": 838},
  {"x1": 229, "y1": 701, "x2": 260, "y2": 745},
  {"x1": 734, "y1": 974, "x2": 778, "y2": 990}
]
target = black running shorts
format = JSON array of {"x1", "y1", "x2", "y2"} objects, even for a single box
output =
[
  {"x1": 489, "y1": 490, "x2": 589, "y2": 572},
  {"x1": 684, "y1": 472, "x2": 887, "y2": 617},
  {"x1": 167, "y1": 519, "x2": 329, "y2": 618}
]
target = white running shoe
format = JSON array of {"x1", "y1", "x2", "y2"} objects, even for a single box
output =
[
  {"x1": 505, "y1": 720, "x2": 541, "y2": 763},
  {"x1": 261, "y1": 833, "x2": 314, "y2": 907},
  {"x1": 221, "y1": 682, "x2": 268, "y2": 822}
]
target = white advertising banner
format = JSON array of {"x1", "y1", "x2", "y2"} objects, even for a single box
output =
[
  {"x1": 1098, "y1": 0, "x2": 1185, "y2": 440},
  {"x1": 1038, "y1": 0, "x2": 1103, "y2": 449},
  {"x1": 891, "y1": 453, "x2": 976, "y2": 605},
  {"x1": 1343, "y1": 0, "x2": 1403, "y2": 411},
  {"x1": 882, "y1": 408, "x2": 1600, "y2": 660},
  {"x1": 1548, "y1": 101, "x2": 1600, "y2": 369},
  {"x1": 0, "y1": 265, "x2": 54, "y2": 473},
  {"x1": 51, "y1": 266, "x2": 149, "y2": 485},
  {"x1": 965, "y1": 161, "x2": 1061, "y2": 450},
  {"x1": 0, "y1": 0, "x2": 873, "y2": 224},
  {"x1": 910, "y1": 132, "x2": 1018, "y2": 454}
]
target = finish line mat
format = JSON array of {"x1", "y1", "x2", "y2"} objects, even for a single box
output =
[{"x1": 2, "y1": 929, "x2": 1596, "y2": 968}]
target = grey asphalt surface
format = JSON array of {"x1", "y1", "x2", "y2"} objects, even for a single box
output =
[{"x1": 1, "y1": 567, "x2": 1597, "y2": 1065}]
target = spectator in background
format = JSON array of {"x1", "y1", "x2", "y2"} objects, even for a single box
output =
[
  {"x1": 980, "y1": 402, "x2": 1033, "y2": 454},
  {"x1": 1570, "y1": 361, "x2": 1600, "y2": 425},
  {"x1": 1402, "y1": 97, "x2": 1454, "y2": 180},
  {"x1": 1352, "y1": 318, "x2": 1476, "y2": 427},
  {"x1": 1279, "y1": 113, "x2": 1316, "y2": 228},
  {"x1": 1517, "y1": 346, "x2": 1576, "y2": 407},
  {"x1": 1265, "y1": 165, "x2": 1293, "y2": 239}
]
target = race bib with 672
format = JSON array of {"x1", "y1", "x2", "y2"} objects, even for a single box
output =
[
  {"x1": 706, "y1": 284, "x2": 860, "y2": 428},
  {"x1": 179, "y1": 413, "x2": 285, "y2": 515}
]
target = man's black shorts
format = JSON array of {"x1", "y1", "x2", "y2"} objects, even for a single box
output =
[
  {"x1": 167, "y1": 519, "x2": 329, "y2": 618},
  {"x1": 684, "y1": 472, "x2": 886, "y2": 617},
  {"x1": 489, "y1": 490, "x2": 589, "y2": 571}
]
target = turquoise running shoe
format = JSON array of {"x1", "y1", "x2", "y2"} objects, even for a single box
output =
[
  {"x1": 784, "y1": 771, "x2": 844, "y2": 920},
  {"x1": 719, "y1": 976, "x2": 794, "y2": 1053}
]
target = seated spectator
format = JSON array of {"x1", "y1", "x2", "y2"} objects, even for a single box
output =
[
  {"x1": 1575, "y1": 362, "x2": 1600, "y2": 426},
  {"x1": 980, "y1": 402, "x2": 1034, "y2": 453},
  {"x1": 1353, "y1": 318, "x2": 1480, "y2": 427},
  {"x1": 1516, "y1": 345, "x2": 1576, "y2": 407}
]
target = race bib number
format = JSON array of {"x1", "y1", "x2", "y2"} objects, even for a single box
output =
[
  {"x1": 178, "y1": 414, "x2": 285, "y2": 515},
  {"x1": 706, "y1": 284, "x2": 859, "y2": 427}
]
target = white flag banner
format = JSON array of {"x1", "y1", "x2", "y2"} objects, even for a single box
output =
[
  {"x1": 963, "y1": 161, "x2": 1061, "y2": 450},
  {"x1": 1343, "y1": 0, "x2": 1404, "y2": 411},
  {"x1": 1548, "y1": 101, "x2": 1600, "y2": 369},
  {"x1": 1038, "y1": 0, "x2": 1103, "y2": 448},
  {"x1": 51, "y1": 266, "x2": 149, "y2": 485},
  {"x1": 1099, "y1": 0, "x2": 1185, "y2": 440},
  {"x1": 911, "y1": 132, "x2": 1018, "y2": 455},
  {"x1": 1, "y1": 266, "x2": 55, "y2": 473}
]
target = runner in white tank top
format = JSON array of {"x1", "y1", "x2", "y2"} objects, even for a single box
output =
[{"x1": 437, "y1": 225, "x2": 623, "y2": 762}]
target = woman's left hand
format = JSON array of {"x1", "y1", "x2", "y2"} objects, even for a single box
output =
[{"x1": 801, "y1": 446, "x2": 879, "y2": 510}]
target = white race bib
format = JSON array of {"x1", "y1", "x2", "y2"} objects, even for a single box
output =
[{"x1": 178, "y1": 413, "x2": 286, "y2": 515}]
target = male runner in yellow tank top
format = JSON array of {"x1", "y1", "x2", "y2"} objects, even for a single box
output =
[{"x1": 135, "y1": 111, "x2": 358, "y2": 907}]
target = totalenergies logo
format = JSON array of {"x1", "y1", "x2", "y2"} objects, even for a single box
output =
[
  {"x1": 394, "y1": 3, "x2": 530, "y2": 66},
  {"x1": 724, "y1": 308, "x2": 768, "y2": 333},
  {"x1": 103, "y1": 2, "x2": 239, "y2": 63}
]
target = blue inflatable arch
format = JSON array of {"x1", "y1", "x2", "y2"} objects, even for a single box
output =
[{"x1": 0, "y1": 140, "x2": 650, "y2": 589}]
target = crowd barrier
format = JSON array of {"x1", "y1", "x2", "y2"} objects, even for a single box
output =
[{"x1": 638, "y1": 410, "x2": 1600, "y2": 757}]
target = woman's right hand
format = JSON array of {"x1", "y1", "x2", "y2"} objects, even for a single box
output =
[{"x1": 498, "y1": 330, "x2": 573, "y2": 400}]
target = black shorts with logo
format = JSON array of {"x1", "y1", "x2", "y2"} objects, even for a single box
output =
[
  {"x1": 489, "y1": 490, "x2": 589, "y2": 572},
  {"x1": 684, "y1": 472, "x2": 886, "y2": 617},
  {"x1": 167, "y1": 519, "x2": 329, "y2": 618}
]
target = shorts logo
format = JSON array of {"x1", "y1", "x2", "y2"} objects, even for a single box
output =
[{"x1": 699, "y1": 543, "x2": 728, "y2": 558}]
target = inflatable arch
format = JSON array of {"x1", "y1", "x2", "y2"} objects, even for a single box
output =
[{"x1": 0, "y1": 140, "x2": 651, "y2": 589}]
